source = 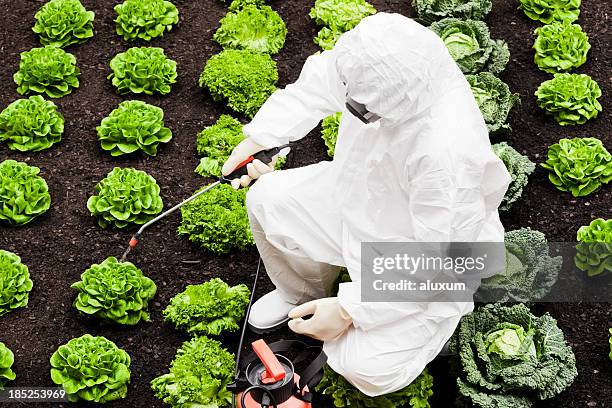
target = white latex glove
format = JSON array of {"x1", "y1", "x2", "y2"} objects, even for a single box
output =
[
  {"x1": 288, "y1": 297, "x2": 353, "y2": 342},
  {"x1": 221, "y1": 138, "x2": 277, "y2": 189}
]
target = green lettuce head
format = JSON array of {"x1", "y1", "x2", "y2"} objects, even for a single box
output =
[
  {"x1": 412, "y1": 0, "x2": 492, "y2": 23},
  {"x1": 0, "y1": 95, "x2": 64, "y2": 152},
  {"x1": 492, "y1": 142, "x2": 535, "y2": 211},
  {"x1": 115, "y1": 0, "x2": 179, "y2": 41},
  {"x1": 178, "y1": 183, "x2": 253, "y2": 254},
  {"x1": 199, "y1": 49, "x2": 277, "y2": 118},
  {"x1": 214, "y1": 5, "x2": 287, "y2": 54},
  {"x1": 109, "y1": 47, "x2": 177, "y2": 95},
  {"x1": 575, "y1": 218, "x2": 611, "y2": 277},
  {"x1": 97, "y1": 100, "x2": 172, "y2": 156},
  {"x1": 72, "y1": 257, "x2": 157, "y2": 325},
  {"x1": 13, "y1": 46, "x2": 80, "y2": 98},
  {"x1": 195, "y1": 115, "x2": 245, "y2": 177},
  {"x1": 519, "y1": 0, "x2": 580, "y2": 24},
  {"x1": 535, "y1": 73, "x2": 601, "y2": 126},
  {"x1": 309, "y1": 0, "x2": 376, "y2": 50},
  {"x1": 163, "y1": 278, "x2": 250, "y2": 335},
  {"x1": 450, "y1": 303, "x2": 577, "y2": 408},
  {"x1": 151, "y1": 336, "x2": 235, "y2": 408},
  {"x1": 0, "y1": 160, "x2": 51, "y2": 226},
  {"x1": 429, "y1": 18, "x2": 509, "y2": 74},
  {"x1": 321, "y1": 112, "x2": 341, "y2": 157},
  {"x1": 0, "y1": 342, "x2": 16, "y2": 388},
  {"x1": 50, "y1": 334, "x2": 131, "y2": 403},
  {"x1": 87, "y1": 167, "x2": 164, "y2": 228},
  {"x1": 33, "y1": 0, "x2": 95, "y2": 47},
  {"x1": 534, "y1": 21, "x2": 590, "y2": 74},
  {"x1": 317, "y1": 365, "x2": 433, "y2": 408},
  {"x1": 467, "y1": 72, "x2": 519, "y2": 134},
  {"x1": 541, "y1": 137, "x2": 611, "y2": 197},
  {"x1": 0, "y1": 250, "x2": 33, "y2": 317}
]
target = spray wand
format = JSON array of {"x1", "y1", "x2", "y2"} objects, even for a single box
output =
[{"x1": 120, "y1": 144, "x2": 291, "y2": 262}]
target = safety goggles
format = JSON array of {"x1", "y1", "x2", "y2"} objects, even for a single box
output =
[{"x1": 345, "y1": 95, "x2": 381, "y2": 124}]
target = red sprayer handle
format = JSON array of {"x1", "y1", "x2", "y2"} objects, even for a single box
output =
[
  {"x1": 252, "y1": 339, "x2": 285, "y2": 384},
  {"x1": 220, "y1": 144, "x2": 291, "y2": 183}
]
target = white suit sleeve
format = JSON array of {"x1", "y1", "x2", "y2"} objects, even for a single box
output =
[{"x1": 243, "y1": 50, "x2": 346, "y2": 148}]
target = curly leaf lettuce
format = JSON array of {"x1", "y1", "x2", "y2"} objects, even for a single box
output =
[
  {"x1": 13, "y1": 46, "x2": 80, "y2": 98},
  {"x1": 450, "y1": 303, "x2": 577, "y2": 408},
  {"x1": 0, "y1": 342, "x2": 16, "y2": 388},
  {"x1": 87, "y1": 167, "x2": 164, "y2": 228},
  {"x1": 429, "y1": 18, "x2": 509, "y2": 74},
  {"x1": 199, "y1": 49, "x2": 277, "y2": 117},
  {"x1": 178, "y1": 183, "x2": 253, "y2": 254},
  {"x1": 412, "y1": 0, "x2": 492, "y2": 23},
  {"x1": 151, "y1": 336, "x2": 234, "y2": 408},
  {"x1": 195, "y1": 115, "x2": 245, "y2": 177},
  {"x1": 0, "y1": 250, "x2": 33, "y2": 317},
  {"x1": 534, "y1": 21, "x2": 590, "y2": 74},
  {"x1": 322, "y1": 112, "x2": 341, "y2": 157},
  {"x1": 72, "y1": 257, "x2": 157, "y2": 325},
  {"x1": 214, "y1": 5, "x2": 287, "y2": 54},
  {"x1": 541, "y1": 137, "x2": 611, "y2": 197},
  {"x1": 535, "y1": 73, "x2": 601, "y2": 126},
  {"x1": 575, "y1": 218, "x2": 611, "y2": 277},
  {"x1": 492, "y1": 142, "x2": 535, "y2": 211},
  {"x1": 316, "y1": 365, "x2": 434, "y2": 408},
  {"x1": 309, "y1": 0, "x2": 376, "y2": 50},
  {"x1": 115, "y1": 0, "x2": 179, "y2": 41},
  {"x1": 519, "y1": 0, "x2": 580, "y2": 24},
  {"x1": 467, "y1": 73, "x2": 519, "y2": 134},
  {"x1": 50, "y1": 335, "x2": 131, "y2": 403},
  {"x1": 0, "y1": 160, "x2": 51, "y2": 226},
  {"x1": 97, "y1": 100, "x2": 172, "y2": 156},
  {"x1": 164, "y1": 278, "x2": 250, "y2": 335},
  {"x1": 33, "y1": 0, "x2": 94, "y2": 47},
  {"x1": 109, "y1": 47, "x2": 177, "y2": 95},
  {"x1": 0, "y1": 95, "x2": 64, "y2": 152}
]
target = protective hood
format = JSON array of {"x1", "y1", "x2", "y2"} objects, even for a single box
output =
[{"x1": 334, "y1": 13, "x2": 461, "y2": 125}]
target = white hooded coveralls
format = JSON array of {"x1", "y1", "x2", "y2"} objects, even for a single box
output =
[{"x1": 245, "y1": 13, "x2": 511, "y2": 396}]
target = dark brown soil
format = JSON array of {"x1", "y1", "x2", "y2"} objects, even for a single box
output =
[{"x1": 0, "y1": 0, "x2": 609, "y2": 407}]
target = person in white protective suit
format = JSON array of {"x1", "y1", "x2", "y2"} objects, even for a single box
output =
[{"x1": 221, "y1": 13, "x2": 511, "y2": 396}]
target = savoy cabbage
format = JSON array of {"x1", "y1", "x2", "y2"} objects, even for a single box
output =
[
  {"x1": 429, "y1": 18, "x2": 509, "y2": 74},
  {"x1": 492, "y1": 142, "x2": 534, "y2": 211},
  {"x1": 450, "y1": 303, "x2": 577, "y2": 408},
  {"x1": 412, "y1": 0, "x2": 492, "y2": 23},
  {"x1": 467, "y1": 72, "x2": 519, "y2": 134},
  {"x1": 479, "y1": 228, "x2": 561, "y2": 303}
]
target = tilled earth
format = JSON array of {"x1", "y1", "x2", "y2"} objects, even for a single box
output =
[{"x1": 0, "y1": 0, "x2": 610, "y2": 407}]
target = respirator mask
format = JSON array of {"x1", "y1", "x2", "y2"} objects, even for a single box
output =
[{"x1": 345, "y1": 94, "x2": 382, "y2": 124}]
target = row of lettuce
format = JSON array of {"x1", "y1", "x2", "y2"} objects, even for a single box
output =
[{"x1": 0, "y1": 0, "x2": 610, "y2": 408}]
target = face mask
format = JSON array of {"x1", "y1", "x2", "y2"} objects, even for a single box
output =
[{"x1": 345, "y1": 95, "x2": 381, "y2": 124}]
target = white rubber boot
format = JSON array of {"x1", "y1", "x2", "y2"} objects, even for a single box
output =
[{"x1": 248, "y1": 290, "x2": 294, "y2": 333}]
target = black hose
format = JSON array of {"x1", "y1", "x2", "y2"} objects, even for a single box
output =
[{"x1": 240, "y1": 385, "x2": 277, "y2": 408}]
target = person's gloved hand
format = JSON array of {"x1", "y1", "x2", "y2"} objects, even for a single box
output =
[
  {"x1": 288, "y1": 297, "x2": 353, "y2": 342},
  {"x1": 222, "y1": 138, "x2": 277, "y2": 189}
]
